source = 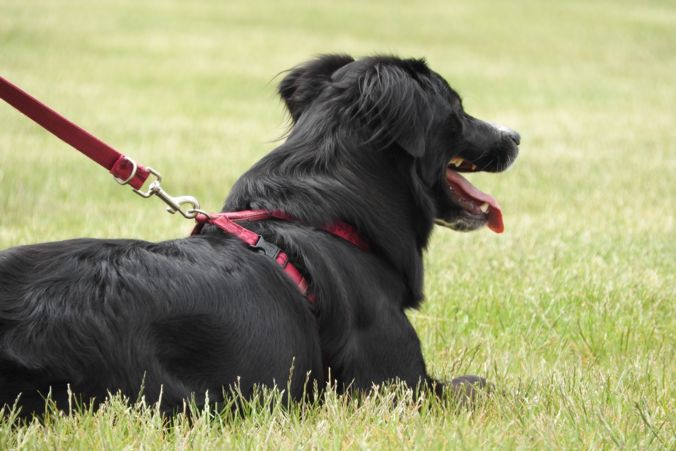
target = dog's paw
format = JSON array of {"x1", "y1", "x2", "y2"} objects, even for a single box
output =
[{"x1": 450, "y1": 375, "x2": 491, "y2": 404}]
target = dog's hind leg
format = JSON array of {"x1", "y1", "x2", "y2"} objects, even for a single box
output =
[{"x1": 0, "y1": 358, "x2": 75, "y2": 418}]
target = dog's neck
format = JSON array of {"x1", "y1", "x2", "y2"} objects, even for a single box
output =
[{"x1": 223, "y1": 142, "x2": 435, "y2": 305}]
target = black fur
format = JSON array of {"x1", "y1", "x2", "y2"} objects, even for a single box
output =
[{"x1": 0, "y1": 55, "x2": 519, "y2": 416}]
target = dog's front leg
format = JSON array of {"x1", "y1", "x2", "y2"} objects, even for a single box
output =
[{"x1": 326, "y1": 307, "x2": 488, "y2": 402}]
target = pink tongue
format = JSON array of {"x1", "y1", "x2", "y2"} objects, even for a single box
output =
[{"x1": 446, "y1": 168, "x2": 504, "y2": 233}]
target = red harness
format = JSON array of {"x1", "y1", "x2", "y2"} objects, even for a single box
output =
[
  {"x1": 192, "y1": 210, "x2": 369, "y2": 301},
  {"x1": 1, "y1": 76, "x2": 369, "y2": 302}
]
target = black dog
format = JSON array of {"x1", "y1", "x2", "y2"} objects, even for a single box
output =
[{"x1": 0, "y1": 55, "x2": 519, "y2": 416}]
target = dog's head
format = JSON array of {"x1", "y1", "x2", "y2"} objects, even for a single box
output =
[{"x1": 278, "y1": 54, "x2": 520, "y2": 234}]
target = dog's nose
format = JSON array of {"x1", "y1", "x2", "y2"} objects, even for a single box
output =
[
  {"x1": 508, "y1": 130, "x2": 521, "y2": 146},
  {"x1": 489, "y1": 122, "x2": 521, "y2": 146}
]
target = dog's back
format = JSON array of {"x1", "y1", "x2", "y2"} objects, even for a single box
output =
[{"x1": 0, "y1": 235, "x2": 323, "y2": 415}]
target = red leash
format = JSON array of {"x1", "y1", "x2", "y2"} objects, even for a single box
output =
[
  {"x1": 0, "y1": 76, "x2": 150, "y2": 190},
  {"x1": 0, "y1": 76, "x2": 201, "y2": 218},
  {"x1": 0, "y1": 76, "x2": 369, "y2": 302}
]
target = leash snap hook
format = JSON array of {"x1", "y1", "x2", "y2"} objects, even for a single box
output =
[
  {"x1": 132, "y1": 168, "x2": 201, "y2": 219},
  {"x1": 159, "y1": 191, "x2": 202, "y2": 219}
]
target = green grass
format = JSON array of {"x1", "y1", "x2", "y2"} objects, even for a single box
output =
[{"x1": 1, "y1": 0, "x2": 674, "y2": 448}]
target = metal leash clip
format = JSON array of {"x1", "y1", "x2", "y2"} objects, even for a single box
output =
[{"x1": 132, "y1": 167, "x2": 202, "y2": 219}]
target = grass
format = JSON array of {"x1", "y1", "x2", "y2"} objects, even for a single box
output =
[{"x1": 1, "y1": 0, "x2": 674, "y2": 448}]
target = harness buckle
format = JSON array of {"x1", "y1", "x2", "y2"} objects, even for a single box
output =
[{"x1": 251, "y1": 235, "x2": 281, "y2": 260}]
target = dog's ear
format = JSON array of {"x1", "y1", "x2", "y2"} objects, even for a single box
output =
[
  {"x1": 352, "y1": 59, "x2": 433, "y2": 157},
  {"x1": 279, "y1": 54, "x2": 355, "y2": 122}
]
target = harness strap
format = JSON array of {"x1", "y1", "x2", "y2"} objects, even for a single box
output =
[
  {"x1": 193, "y1": 210, "x2": 369, "y2": 302},
  {"x1": 205, "y1": 210, "x2": 369, "y2": 251},
  {"x1": 0, "y1": 76, "x2": 150, "y2": 189},
  {"x1": 198, "y1": 213, "x2": 311, "y2": 298}
]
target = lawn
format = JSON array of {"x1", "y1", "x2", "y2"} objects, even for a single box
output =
[{"x1": 0, "y1": 0, "x2": 674, "y2": 448}]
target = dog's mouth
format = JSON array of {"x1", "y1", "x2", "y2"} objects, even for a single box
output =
[{"x1": 443, "y1": 156, "x2": 504, "y2": 233}]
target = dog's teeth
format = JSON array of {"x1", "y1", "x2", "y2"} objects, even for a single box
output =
[
  {"x1": 470, "y1": 163, "x2": 477, "y2": 171},
  {"x1": 449, "y1": 157, "x2": 464, "y2": 167},
  {"x1": 479, "y1": 202, "x2": 490, "y2": 213}
]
